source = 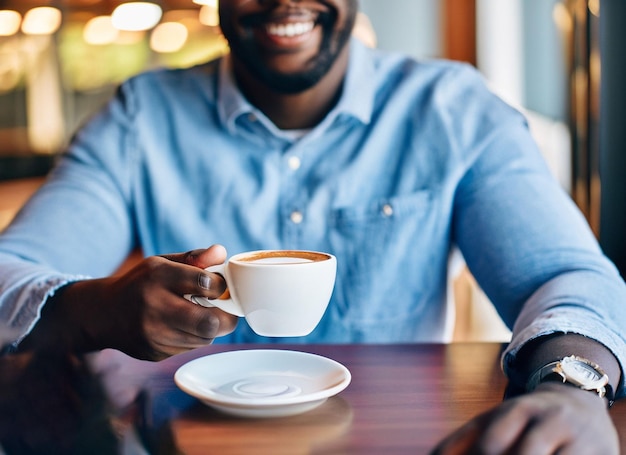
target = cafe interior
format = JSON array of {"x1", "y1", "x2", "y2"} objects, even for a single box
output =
[{"x1": 0, "y1": 0, "x2": 625, "y2": 453}]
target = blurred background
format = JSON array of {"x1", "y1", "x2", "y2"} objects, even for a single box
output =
[
  {"x1": 0, "y1": 0, "x2": 624, "y2": 338},
  {"x1": 0, "y1": 0, "x2": 570, "y2": 173}
]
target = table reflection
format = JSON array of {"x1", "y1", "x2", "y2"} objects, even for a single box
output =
[
  {"x1": 0, "y1": 350, "x2": 123, "y2": 454},
  {"x1": 170, "y1": 397, "x2": 352, "y2": 454},
  {"x1": 0, "y1": 346, "x2": 354, "y2": 455}
]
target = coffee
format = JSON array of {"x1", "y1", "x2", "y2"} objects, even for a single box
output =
[{"x1": 236, "y1": 250, "x2": 330, "y2": 264}]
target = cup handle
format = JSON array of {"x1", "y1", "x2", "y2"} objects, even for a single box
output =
[{"x1": 183, "y1": 263, "x2": 245, "y2": 317}]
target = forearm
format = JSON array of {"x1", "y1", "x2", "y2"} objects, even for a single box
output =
[
  {"x1": 0, "y1": 252, "x2": 89, "y2": 352},
  {"x1": 0, "y1": 154, "x2": 135, "y2": 351},
  {"x1": 18, "y1": 278, "x2": 117, "y2": 354},
  {"x1": 18, "y1": 250, "x2": 236, "y2": 361}
]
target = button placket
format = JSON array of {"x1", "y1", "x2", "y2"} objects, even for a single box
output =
[
  {"x1": 281, "y1": 146, "x2": 305, "y2": 247},
  {"x1": 281, "y1": 139, "x2": 316, "y2": 247}
]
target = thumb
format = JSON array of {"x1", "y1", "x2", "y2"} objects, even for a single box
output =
[{"x1": 162, "y1": 244, "x2": 227, "y2": 269}]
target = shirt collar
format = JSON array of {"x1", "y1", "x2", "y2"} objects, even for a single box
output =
[
  {"x1": 217, "y1": 38, "x2": 375, "y2": 134},
  {"x1": 333, "y1": 38, "x2": 375, "y2": 125},
  {"x1": 217, "y1": 54, "x2": 255, "y2": 134}
]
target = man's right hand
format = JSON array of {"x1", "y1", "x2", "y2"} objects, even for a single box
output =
[{"x1": 20, "y1": 244, "x2": 238, "y2": 361}]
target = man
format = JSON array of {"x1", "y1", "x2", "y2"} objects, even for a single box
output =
[{"x1": 0, "y1": 0, "x2": 624, "y2": 452}]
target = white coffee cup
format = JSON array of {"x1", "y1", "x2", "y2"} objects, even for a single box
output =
[{"x1": 186, "y1": 250, "x2": 337, "y2": 337}]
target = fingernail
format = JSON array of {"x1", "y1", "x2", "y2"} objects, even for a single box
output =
[{"x1": 198, "y1": 274, "x2": 211, "y2": 290}]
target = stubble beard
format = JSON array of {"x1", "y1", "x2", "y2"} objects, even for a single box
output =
[{"x1": 223, "y1": 7, "x2": 357, "y2": 95}]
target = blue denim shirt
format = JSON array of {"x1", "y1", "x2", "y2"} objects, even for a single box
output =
[{"x1": 1, "y1": 40, "x2": 625, "y2": 394}]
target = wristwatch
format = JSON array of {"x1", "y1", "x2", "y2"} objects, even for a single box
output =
[{"x1": 526, "y1": 355, "x2": 615, "y2": 407}]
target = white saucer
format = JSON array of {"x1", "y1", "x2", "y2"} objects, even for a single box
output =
[{"x1": 174, "y1": 349, "x2": 351, "y2": 418}]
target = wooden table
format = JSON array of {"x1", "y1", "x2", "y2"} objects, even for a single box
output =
[{"x1": 85, "y1": 343, "x2": 626, "y2": 454}]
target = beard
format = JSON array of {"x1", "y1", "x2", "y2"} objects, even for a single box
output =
[{"x1": 221, "y1": 5, "x2": 357, "y2": 94}]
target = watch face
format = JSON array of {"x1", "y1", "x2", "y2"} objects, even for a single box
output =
[
  {"x1": 558, "y1": 356, "x2": 606, "y2": 390},
  {"x1": 561, "y1": 359, "x2": 601, "y2": 383}
]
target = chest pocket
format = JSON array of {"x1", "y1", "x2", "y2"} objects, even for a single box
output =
[{"x1": 327, "y1": 190, "x2": 444, "y2": 331}]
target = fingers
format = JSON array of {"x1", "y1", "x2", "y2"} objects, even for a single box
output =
[
  {"x1": 161, "y1": 244, "x2": 227, "y2": 269},
  {"x1": 512, "y1": 384, "x2": 619, "y2": 455},
  {"x1": 139, "y1": 291, "x2": 238, "y2": 359},
  {"x1": 133, "y1": 255, "x2": 227, "y2": 300},
  {"x1": 57, "y1": 250, "x2": 234, "y2": 361},
  {"x1": 161, "y1": 294, "x2": 238, "y2": 339},
  {"x1": 512, "y1": 413, "x2": 569, "y2": 455},
  {"x1": 476, "y1": 403, "x2": 536, "y2": 453},
  {"x1": 159, "y1": 245, "x2": 228, "y2": 298},
  {"x1": 114, "y1": 251, "x2": 235, "y2": 360},
  {"x1": 432, "y1": 384, "x2": 620, "y2": 455},
  {"x1": 433, "y1": 400, "x2": 552, "y2": 455}
]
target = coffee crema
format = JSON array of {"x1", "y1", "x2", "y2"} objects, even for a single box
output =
[{"x1": 235, "y1": 250, "x2": 329, "y2": 264}]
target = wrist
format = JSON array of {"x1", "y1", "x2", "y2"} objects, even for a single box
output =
[
  {"x1": 526, "y1": 355, "x2": 615, "y2": 407},
  {"x1": 20, "y1": 279, "x2": 111, "y2": 354},
  {"x1": 510, "y1": 333, "x2": 621, "y2": 402}
]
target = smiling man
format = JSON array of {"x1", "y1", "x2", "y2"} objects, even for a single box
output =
[
  {"x1": 0, "y1": 1, "x2": 625, "y2": 454},
  {"x1": 218, "y1": 0, "x2": 358, "y2": 129},
  {"x1": 220, "y1": 0, "x2": 356, "y2": 91}
]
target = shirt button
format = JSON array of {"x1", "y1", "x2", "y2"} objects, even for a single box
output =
[
  {"x1": 248, "y1": 113, "x2": 257, "y2": 122},
  {"x1": 382, "y1": 204, "x2": 393, "y2": 217},
  {"x1": 290, "y1": 211, "x2": 303, "y2": 224},
  {"x1": 288, "y1": 156, "x2": 301, "y2": 170}
]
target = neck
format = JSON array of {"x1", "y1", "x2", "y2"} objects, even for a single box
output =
[{"x1": 231, "y1": 46, "x2": 350, "y2": 130}]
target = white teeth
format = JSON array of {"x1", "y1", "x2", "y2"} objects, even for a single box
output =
[{"x1": 266, "y1": 21, "x2": 314, "y2": 38}]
